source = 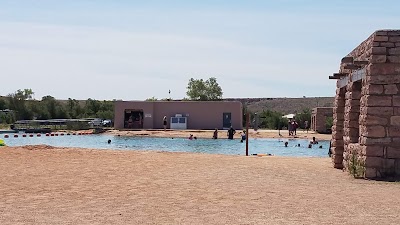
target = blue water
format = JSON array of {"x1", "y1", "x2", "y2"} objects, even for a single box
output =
[{"x1": 2, "y1": 134, "x2": 330, "y2": 157}]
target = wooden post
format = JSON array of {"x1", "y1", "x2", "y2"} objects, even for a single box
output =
[{"x1": 246, "y1": 112, "x2": 249, "y2": 156}]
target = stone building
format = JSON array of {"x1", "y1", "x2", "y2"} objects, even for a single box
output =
[
  {"x1": 330, "y1": 30, "x2": 400, "y2": 179},
  {"x1": 311, "y1": 107, "x2": 333, "y2": 133}
]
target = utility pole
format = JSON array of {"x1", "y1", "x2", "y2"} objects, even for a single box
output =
[{"x1": 246, "y1": 112, "x2": 249, "y2": 156}]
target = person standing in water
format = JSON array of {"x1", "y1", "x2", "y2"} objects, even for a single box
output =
[
  {"x1": 241, "y1": 131, "x2": 246, "y2": 141},
  {"x1": 163, "y1": 116, "x2": 167, "y2": 131},
  {"x1": 227, "y1": 126, "x2": 236, "y2": 140}
]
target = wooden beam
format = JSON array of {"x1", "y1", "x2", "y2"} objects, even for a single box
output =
[
  {"x1": 337, "y1": 76, "x2": 350, "y2": 88},
  {"x1": 341, "y1": 56, "x2": 354, "y2": 64},
  {"x1": 353, "y1": 60, "x2": 369, "y2": 65},
  {"x1": 344, "y1": 64, "x2": 361, "y2": 70},
  {"x1": 337, "y1": 68, "x2": 366, "y2": 88},
  {"x1": 351, "y1": 68, "x2": 366, "y2": 82}
]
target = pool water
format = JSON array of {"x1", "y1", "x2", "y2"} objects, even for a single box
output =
[{"x1": 3, "y1": 135, "x2": 330, "y2": 157}]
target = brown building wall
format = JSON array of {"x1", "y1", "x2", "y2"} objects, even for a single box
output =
[
  {"x1": 114, "y1": 101, "x2": 243, "y2": 130},
  {"x1": 311, "y1": 107, "x2": 333, "y2": 133}
]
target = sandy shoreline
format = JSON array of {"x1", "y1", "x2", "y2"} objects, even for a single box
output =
[
  {"x1": 1, "y1": 145, "x2": 399, "y2": 225},
  {"x1": 106, "y1": 129, "x2": 332, "y2": 141}
]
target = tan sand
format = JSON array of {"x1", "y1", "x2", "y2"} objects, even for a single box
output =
[
  {"x1": 107, "y1": 129, "x2": 331, "y2": 140},
  {"x1": 0, "y1": 145, "x2": 399, "y2": 225}
]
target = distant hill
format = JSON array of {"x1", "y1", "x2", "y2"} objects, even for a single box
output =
[{"x1": 225, "y1": 97, "x2": 334, "y2": 114}]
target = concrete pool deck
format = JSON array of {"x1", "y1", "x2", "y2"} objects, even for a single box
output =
[
  {"x1": 107, "y1": 129, "x2": 332, "y2": 140},
  {"x1": 1, "y1": 145, "x2": 399, "y2": 224}
]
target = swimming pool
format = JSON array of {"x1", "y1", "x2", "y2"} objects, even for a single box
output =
[{"x1": 2, "y1": 135, "x2": 330, "y2": 157}]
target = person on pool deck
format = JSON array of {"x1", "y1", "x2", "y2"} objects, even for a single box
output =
[
  {"x1": 163, "y1": 116, "x2": 167, "y2": 131},
  {"x1": 213, "y1": 128, "x2": 218, "y2": 139},
  {"x1": 227, "y1": 126, "x2": 236, "y2": 140}
]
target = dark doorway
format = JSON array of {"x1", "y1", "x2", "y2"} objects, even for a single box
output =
[
  {"x1": 124, "y1": 109, "x2": 144, "y2": 129},
  {"x1": 223, "y1": 113, "x2": 232, "y2": 128}
]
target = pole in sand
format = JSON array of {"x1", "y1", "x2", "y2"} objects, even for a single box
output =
[{"x1": 246, "y1": 112, "x2": 249, "y2": 156}]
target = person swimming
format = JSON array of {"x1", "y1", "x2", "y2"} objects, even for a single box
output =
[
  {"x1": 189, "y1": 134, "x2": 193, "y2": 140},
  {"x1": 107, "y1": 139, "x2": 111, "y2": 144},
  {"x1": 284, "y1": 141, "x2": 288, "y2": 147}
]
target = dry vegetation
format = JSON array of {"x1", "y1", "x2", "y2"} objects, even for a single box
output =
[{"x1": 226, "y1": 97, "x2": 334, "y2": 114}]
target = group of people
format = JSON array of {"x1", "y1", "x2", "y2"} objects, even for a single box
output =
[
  {"x1": 287, "y1": 119, "x2": 310, "y2": 136},
  {"x1": 283, "y1": 136, "x2": 322, "y2": 148},
  {"x1": 211, "y1": 127, "x2": 246, "y2": 142},
  {"x1": 288, "y1": 119, "x2": 299, "y2": 136}
]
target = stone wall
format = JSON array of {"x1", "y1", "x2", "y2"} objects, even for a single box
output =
[
  {"x1": 311, "y1": 107, "x2": 333, "y2": 133},
  {"x1": 332, "y1": 30, "x2": 400, "y2": 178}
]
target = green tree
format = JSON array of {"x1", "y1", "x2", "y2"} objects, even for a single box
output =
[
  {"x1": 84, "y1": 98, "x2": 101, "y2": 117},
  {"x1": 259, "y1": 110, "x2": 286, "y2": 129},
  {"x1": 326, "y1": 116, "x2": 333, "y2": 131},
  {"x1": 66, "y1": 98, "x2": 83, "y2": 118},
  {"x1": 186, "y1": 77, "x2": 223, "y2": 101},
  {"x1": 0, "y1": 98, "x2": 7, "y2": 110},
  {"x1": 7, "y1": 89, "x2": 34, "y2": 120},
  {"x1": 38, "y1": 95, "x2": 68, "y2": 119},
  {"x1": 146, "y1": 96, "x2": 158, "y2": 101},
  {"x1": 295, "y1": 108, "x2": 311, "y2": 129},
  {"x1": 97, "y1": 100, "x2": 114, "y2": 119}
]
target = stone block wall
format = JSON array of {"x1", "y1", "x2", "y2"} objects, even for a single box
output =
[
  {"x1": 331, "y1": 88, "x2": 345, "y2": 169},
  {"x1": 332, "y1": 30, "x2": 400, "y2": 179},
  {"x1": 311, "y1": 107, "x2": 333, "y2": 133}
]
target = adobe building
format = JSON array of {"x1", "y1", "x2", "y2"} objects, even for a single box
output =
[
  {"x1": 311, "y1": 107, "x2": 333, "y2": 133},
  {"x1": 330, "y1": 30, "x2": 400, "y2": 179},
  {"x1": 114, "y1": 101, "x2": 243, "y2": 130}
]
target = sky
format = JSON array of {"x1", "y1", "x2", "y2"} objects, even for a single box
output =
[{"x1": 0, "y1": 0, "x2": 399, "y2": 100}]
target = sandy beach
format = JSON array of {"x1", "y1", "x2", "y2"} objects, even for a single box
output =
[
  {"x1": 106, "y1": 129, "x2": 332, "y2": 141},
  {"x1": 1, "y1": 145, "x2": 399, "y2": 225}
]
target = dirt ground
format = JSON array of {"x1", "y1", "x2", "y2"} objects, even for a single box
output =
[
  {"x1": 1, "y1": 145, "x2": 399, "y2": 225},
  {"x1": 107, "y1": 129, "x2": 331, "y2": 141}
]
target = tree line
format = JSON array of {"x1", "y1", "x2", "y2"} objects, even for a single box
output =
[
  {"x1": 0, "y1": 89, "x2": 114, "y2": 124},
  {"x1": 1, "y1": 80, "x2": 331, "y2": 131}
]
